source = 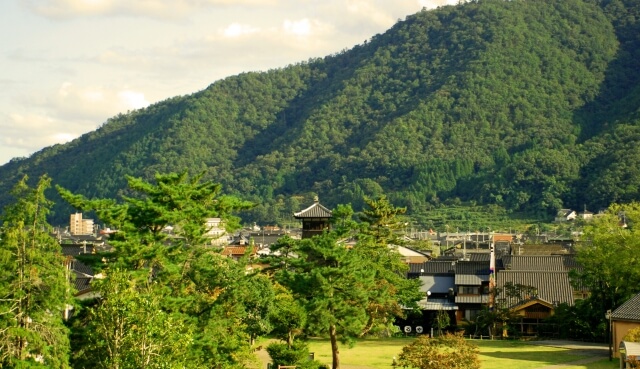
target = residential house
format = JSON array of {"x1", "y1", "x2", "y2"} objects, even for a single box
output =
[
  {"x1": 612, "y1": 293, "x2": 640, "y2": 358},
  {"x1": 205, "y1": 217, "x2": 228, "y2": 246},
  {"x1": 454, "y1": 261, "x2": 491, "y2": 323},
  {"x1": 497, "y1": 255, "x2": 580, "y2": 336},
  {"x1": 555, "y1": 209, "x2": 577, "y2": 222}
]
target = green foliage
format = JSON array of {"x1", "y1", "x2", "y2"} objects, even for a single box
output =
[
  {"x1": 59, "y1": 172, "x2": 264, "y2": 368},
  {"x1": 266, "y1": 341, "x2": 312, "y2": 368},
  {"x1": 574, "y1": 202, "x2": 640, "y2": 311},
  {"x1": 270, "y1": 199, "x2": 422, "y2": 369},
  {"x1": 0, "y1": 175, "x2": 73, "y2": 368},
  {"x1": 72, "y1": 269, "x2": 194, "y2": 369},
  {"x1": 624, "y1": 327, "x2": 640, "y2": 343},
  {"x1": 433, "y1": 310, "x2": 451, "y2": 336},
  {"x1": 397, "y1": 333, "x2": 480, "y2": 369}
]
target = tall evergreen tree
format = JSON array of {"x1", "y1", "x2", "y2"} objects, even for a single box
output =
[
  {"x1": 59, "y1": 172, "x2": 262, "y2": 368},
  {"x1": 0, "y1": 175, "x2": 73, "y2": 368}
]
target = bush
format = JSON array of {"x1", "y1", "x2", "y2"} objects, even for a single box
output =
[
  {"x1": 266, "y1": 341, "x2": 325, "y2": 369},
  {"x1": 398, "y1": 332, "x2": 480, "y2": 369}
]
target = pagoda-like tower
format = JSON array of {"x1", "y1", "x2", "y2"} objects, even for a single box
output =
[{"x1": 294, "y1": 196, "x2": 332, "y2": 239}]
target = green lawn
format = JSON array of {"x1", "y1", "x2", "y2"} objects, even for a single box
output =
[{"x1": 280, "y1": 338, "x2": 619, "y2": 369}]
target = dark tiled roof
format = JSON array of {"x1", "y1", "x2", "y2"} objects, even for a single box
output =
[
  {"x1": 455, "y1": 261, "x2": 491, "y2": 285},
  {"x1": 612, "y1": 293, "x2": 640, "y2": 321},
  {"x1": 561, "y1": 255, "x2": 582, "y2": 270},
  {"x1": 456, "y1": 261, "x2": 491, "y2": 275},
  {"x1": 469, "y1": 253, "x2": 490, "y2": 262},
  {"x1": 411, "y1": 260, "x2": 456, "y2": 275},
  {"x1": 456, "y1": 274, "x2": 489, "y2": 285},
  {"x1": 294, "y1": 201, "x2": 332, "y2": 218},
  {"x1": 71, "y1": 260, "x2": 94, "y2": 277},
  {"x1": 501, "y1": 255, "x2": 566, "y2": 271},
  {"x1": 62, "y1": 244, "x2": 96, "y2": 256},
  {"x1": 497, "y1": 271, "x2": 574, "y2": 307},
  {"x1": 74, "y1": 276, "x2": 92, "y2": 293}
]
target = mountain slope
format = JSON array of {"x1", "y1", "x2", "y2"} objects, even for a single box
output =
[{"x1": 1, "y1": 0, "x2": 638, "y2": 226}]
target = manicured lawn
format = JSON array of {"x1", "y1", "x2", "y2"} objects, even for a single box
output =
[
  {"x1": 262, "y1": 338, "x2": 618, "y2": 369},
  {"x1": 561, "y1": 358, "x2": 619, "y2": 369}
]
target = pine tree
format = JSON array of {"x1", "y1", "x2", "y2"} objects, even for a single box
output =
[{"x1": 0, "y1": 175, "x2": 73, "y2": 368}]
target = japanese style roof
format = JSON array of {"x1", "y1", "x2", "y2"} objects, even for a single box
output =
[
  {"x1": 501, "y1": 255, "x2": 566, "y2": 271},
  {"x1": 417, "y1": 298, "x2": 458, "y2": 310},
  {"x1": 469, "y1": 253, "x2": 491, "y2": 262},
  {"x1": 455, "y1": 261, "x2": 491, "y2": 285},
  {"x1": 456, "y1": 295, "x2": 490, "y2": 304},
  {"x1": 612, "y1": 293, "x2": 640, "y2": 322},
  {"x1": 497, "y1": 270, "x2": 575, "y2": 307},
  {"x1": 561, "y1": 255, "x2": 582, "y2": 270},
  {"x1": 294, "y1": 198, "x2": 332, "y2": 218},
  {"x1": 74, "y1": 275, "x2": 92, "y2": 293},
  {"x1": 411, "y1": 260, "x2": 456, "y2": 275},
  {"x1": 419, "y1": 275, "x2": 455, "y2": 294},
  {"x1": 456, "y1": 274, "x2": 489, "y2": 285},
  {"x1": 510, "y1": 297, "x2": 555, "y2": 311},
  {"x1": 221, "y1": 246, "x2": 256, "y2": 257}
]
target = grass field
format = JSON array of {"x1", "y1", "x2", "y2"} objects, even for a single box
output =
[{"x1": 254, "y1": 338, "x2": 619, "y2": 369}]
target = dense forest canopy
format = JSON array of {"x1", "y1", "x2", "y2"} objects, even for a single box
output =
[{"x1": 1, "y1": 0, "x2": 639, "y2": 227}]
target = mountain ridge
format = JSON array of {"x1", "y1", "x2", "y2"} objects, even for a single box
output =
[{"x1": 1, "y1": 0, "x2": 639, "y2": 227}]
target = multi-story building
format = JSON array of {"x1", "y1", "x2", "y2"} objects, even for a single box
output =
[{"x1": 69, "y1": 213, "x2": 94, "y2": 236}]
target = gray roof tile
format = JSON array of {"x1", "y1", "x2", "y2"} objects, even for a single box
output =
[
  {"x1": 417, "y1": 298, "x2": 458, "y2": 310},
  {"x1": 497, "y1": 271, "x2": 575, "y2": 307},
  {"x1": 501, "y1": 255, "x2": 566, "y2": 271},
  {"x1": 456, "y1": 295, "x2": 490, "y2": 304},
  {"x1": 294, "y1": 201, "x2": 332, "y2": 218},
  {"x1": 612, "y1": 293, "x2": 640, "y2": 321}
]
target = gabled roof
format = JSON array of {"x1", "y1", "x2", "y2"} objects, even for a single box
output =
[
  {"x1": 612, "y1": 293, "x2": 640, "y2": 322},
  {"x1": 497, "y1": 271, "x2": 574, "y2": 307},
  {"x1": 510, "y1": 297, "x2": 555, "y2": 311},
  {"x1": 294, "y1": 198, "x2": 332, "y2": 218}
]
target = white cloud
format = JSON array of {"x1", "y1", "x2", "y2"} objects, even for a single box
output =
[
  {"x1": 223, "y1": 23, "x2": 260, "y2": 37},
  {"x1": 22, "y1": 0, "x2": 277, "y2": 19},
  {"x1": 2, "y1": 112, "x2": 83, "y2": 153},
  {"x1": 44, "y1": 82, "x2": 150, "y2": 121},
  {"x1": 283, "y1": 19, "x2": 312, "y2": 37}
]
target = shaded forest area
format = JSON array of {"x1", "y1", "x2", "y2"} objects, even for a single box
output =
[{"x1": 1, "y1": 0, "x2": 639, "y2": 228}]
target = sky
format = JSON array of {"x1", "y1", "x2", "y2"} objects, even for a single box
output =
[{"x1": 0, "y1": 0, "x2": 457, "y2": 166}]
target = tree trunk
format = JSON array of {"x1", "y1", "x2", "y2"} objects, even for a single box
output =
[{"x1": 330, "y1": 324, "x2": 340, "y2": 369}]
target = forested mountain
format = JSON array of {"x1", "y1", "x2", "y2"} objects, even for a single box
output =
[{"x1": 1, "y1": 0, "x2": 639, "y2": 227}]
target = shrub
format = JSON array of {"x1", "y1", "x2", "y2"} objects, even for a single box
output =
[{"x1": 398, "y1": 332, "x2": 480, "y2": 369}]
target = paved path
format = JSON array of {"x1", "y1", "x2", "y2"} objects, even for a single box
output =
[{"x1": 527, "y1": 340, "x2": 610, "y2": 368}]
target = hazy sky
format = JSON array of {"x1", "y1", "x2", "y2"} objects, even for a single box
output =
[{"x1": 0, "y1": 0, "x2": 456, "y2": 165}]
